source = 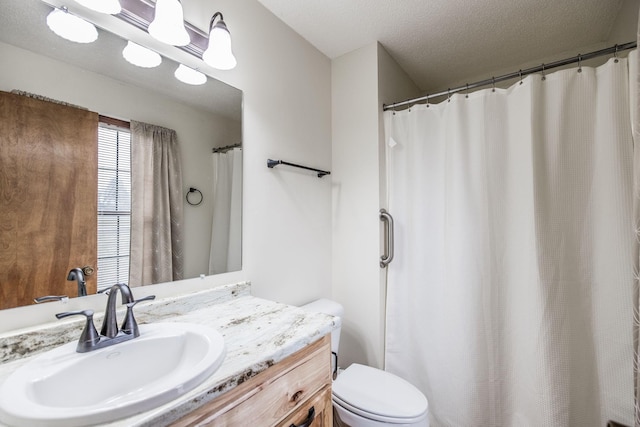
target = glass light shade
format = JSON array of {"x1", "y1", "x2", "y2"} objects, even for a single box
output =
[
  {"x1": 147, "y1": 0, "x2": 190, "y2": 46},
  {"x1": 46, "y1": 8, "x2": 98, "y2": 44},
  {"x1": 75, "y1": 0, "x2": 121, "y2": 14},
  {"x1": 174, "y1": 64, "x2": 206, "y2": 85},
  {"x1": 202, "y1": 23, "x2": 237, "y2": 70},
  {"x1": 122, "y1": 41, "x2": 162, "y2": 68}
]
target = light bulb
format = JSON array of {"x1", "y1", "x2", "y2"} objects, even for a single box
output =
[
  {"x1": 75, "y1": 0, "x2": 121, "y2": 14},
  {"x1": 202, "y1": 20, "x2": 236, "y2": 70},
  {"x1": 174, "y1": 64, "x2": 206, "y2": 85},
  {"x1": 46, "y1": 8, "x2": 98, "y2": 44},
  {"x1": 122, "y1": 41, "x2": 162, "y2": 68},
  {"x1": 147, "y1": 0, "x2": 190, "y2": 46}
]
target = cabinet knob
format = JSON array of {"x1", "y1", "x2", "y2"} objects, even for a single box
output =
[{"x1": 289, "y1": 406, "x2": 315, "y2": 427}]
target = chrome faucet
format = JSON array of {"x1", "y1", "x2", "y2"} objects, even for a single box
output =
[
  {"x1": 56, "y1": 283, "x2": 155, "y2": 353},
  {"x1": 67, "y1": 268, "x2": 87, "y2": 297}
]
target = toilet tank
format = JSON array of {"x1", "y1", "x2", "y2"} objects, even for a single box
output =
[{"x1": 300, "y1": 298, "x2": 344, "y2": 354}]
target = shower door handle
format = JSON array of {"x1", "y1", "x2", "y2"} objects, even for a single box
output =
[{"x1": 380, "y1": 209, "x2": 394, "y2": 268}]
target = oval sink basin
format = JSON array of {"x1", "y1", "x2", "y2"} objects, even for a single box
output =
[{"x1": 0, "y1": 322, "x2": 226, "y2": 427}]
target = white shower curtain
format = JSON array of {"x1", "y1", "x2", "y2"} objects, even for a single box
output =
[
  {"x1": 384, "y1": 54, "x2": 636, "y2": 427},
  {"x1": 209, "y1": 147, "x2": 242, "y2": 274}
]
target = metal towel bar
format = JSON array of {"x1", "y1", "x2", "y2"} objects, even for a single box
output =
[{"x1": 267, "y1": 159, "x2": 330, "y2": 178}]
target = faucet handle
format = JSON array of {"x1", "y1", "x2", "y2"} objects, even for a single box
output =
[
  {"x1": 34, "y1": 295, "x2": 69, "y2": 304},
  {"x1": 56, "y1": 310, "x2": 100, "y2": 353},
  {"x1": 121, "y1": 295, "x2": 156, "y2": 337}
]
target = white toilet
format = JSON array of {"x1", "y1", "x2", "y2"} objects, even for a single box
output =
[{"x1": 301, "y1": 299, "x2": 429, "y2": 427}]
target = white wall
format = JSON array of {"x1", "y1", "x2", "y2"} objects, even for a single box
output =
[
  {"x1": 207, "y1": 0, "x2": 333, "y2": 305},
  {"x1": 331, "y1": 43, "x2": 381, "y2": 368},
  {"x1": 331, "y1": 42, "x2": 420, "y2": 369},
  {"x1": 0, "y1": 0, "x2": 332, "y2": 331}
]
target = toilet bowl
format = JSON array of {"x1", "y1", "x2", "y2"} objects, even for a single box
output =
[{"x1": 301, "y1": 299, "x2": 429, "y2": 427}]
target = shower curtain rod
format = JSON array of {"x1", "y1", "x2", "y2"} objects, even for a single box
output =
[
  {"x1": 383, "y1": 41, "x2": 637, "y2": 111},
  {"x1": 212, "y1": 144, "x2": 241, "y2": 153}
]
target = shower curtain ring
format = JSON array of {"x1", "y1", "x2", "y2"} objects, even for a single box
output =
[
  {"x1": 492, "y1": 77, "x2": 496, "y2": 92},
  {"x1": 614, "y1": 44, "x2": 619, "y2": 63},
  {"x1": 519, "y1": 70, "x2": 523, "y2": 85},
  {"x1": 465, "y1": 83, "x2": 469, "y2": 99},
  {"x1": 541, "y1": 63, "x2": 546, "y2": 81},
  {"x1": 426, "y1": 95, "x2": 430, "y2": 108},
  {"x1": 447, "y1": 88, "x2": 451, "y2": 103},
  {"x1": 577, "y1": 54, "x2": 582, "y2": 73}
]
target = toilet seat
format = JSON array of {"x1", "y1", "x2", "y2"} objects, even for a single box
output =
[{"x1": 332, "y1": 364, "x2": 428, "y2": 424}]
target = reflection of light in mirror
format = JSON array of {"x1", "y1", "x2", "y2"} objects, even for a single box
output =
[
  {"x1": 75, "y1": 0, "x2": 122, "y2": 15},
  {"x1": 174, "y1": 64, "x2": 206, "y2": 85},
  {"x1": 122, "y1": 41, "x2": 162, "y2": 68},
  {"x1": 46, "y1": 7, "x2": 98, "y2": 44},
  {"x1": 148, "y1": 0, "x2": 190, "y2": 46},
  {"x1": 203, "y1": 14, "x2": 237, "y2": 71}
]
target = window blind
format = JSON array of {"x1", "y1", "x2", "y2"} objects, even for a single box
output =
[{"x1": 97, "y1": 125, "x2": 131, "y2": 291}]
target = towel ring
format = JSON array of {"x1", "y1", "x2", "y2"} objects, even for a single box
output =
[{"x1": 186, "y1": 187, "x2": 203, "y2": 206}]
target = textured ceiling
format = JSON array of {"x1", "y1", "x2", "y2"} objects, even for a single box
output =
[
  {"x1": 256, "y1": 0, "x2": 626, "y2": 93},
  {"x1": 1, "y1": 1, "x2": 630, "y2": 108}
]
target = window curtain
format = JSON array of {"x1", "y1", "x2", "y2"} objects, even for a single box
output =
[
  {"x1": 209, "y1": 147, "x2": 242, "y2": 274},
  {"x1": 129, "y1": 121, "x2": 184, "y2": 286},
  {"x1": 384, "y1": 54, "x2": 636, "y2": 426}
]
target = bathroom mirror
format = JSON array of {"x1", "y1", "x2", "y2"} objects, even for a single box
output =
[{"x1": 0, "y1": 0, "x2": 243, "y2": 309}]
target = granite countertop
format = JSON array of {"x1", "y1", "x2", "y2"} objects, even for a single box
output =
[{"x1": 0, "y1": 282, "x2": 337, "y2": 426}]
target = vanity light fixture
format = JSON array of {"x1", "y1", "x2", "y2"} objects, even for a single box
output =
[
  {"x1": 147, "y1": 0, "x2": 190, "y2": 46},
  {"x1": 202, "y1": 12, "x2": 236, "y2": 70},
  {"x1": 122, "y1": 41, "x2": 162, "y2": 68},
  {"x1": 174, "y1": 64, "x2": 207, "y2": 85},
  {"x1": 74, "y1": 0, "x2": 122, "y2": 15},
  {"x1": 46, "y1": 7, "x2": 98, "y2": 44}
]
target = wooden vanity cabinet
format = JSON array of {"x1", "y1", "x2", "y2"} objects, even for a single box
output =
[{"x1": 171, "y1": 334, "x2": 333, "y2": 427}]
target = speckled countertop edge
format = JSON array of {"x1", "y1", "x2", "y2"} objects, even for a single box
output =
[
  {"x1": 0, "y1": 281, "x2": 252, "y2": 364},
  {"x1": 0, "y1": 282, "x2": 337, "y2": 427}
]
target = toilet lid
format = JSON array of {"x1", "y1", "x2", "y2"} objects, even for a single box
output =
[{"x1": 332, "y1": 364, "x2": 428, "y2": 421}]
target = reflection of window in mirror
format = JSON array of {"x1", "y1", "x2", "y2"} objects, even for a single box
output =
[{"x1": 97, "y1": 120, "x2": 131, "y2": 291}]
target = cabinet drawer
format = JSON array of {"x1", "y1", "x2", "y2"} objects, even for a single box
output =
[
  {"x1": 172, "y1": 334, "x2": 331, "y2": 426},
  {"x1": 278, "y1": 386, "x2": 332, "y2": 427}
]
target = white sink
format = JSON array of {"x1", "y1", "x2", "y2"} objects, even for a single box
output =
[{"x1": 0, "y1": 322, "x2": 226, "y2": 427}]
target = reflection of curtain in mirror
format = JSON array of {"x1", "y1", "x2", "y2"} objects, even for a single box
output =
[
  {"x1": 209, "y1": 148, "x2": 242, "y2": 274},
  {"x1": 129, "y1": 121, "x2": 184, "y2": 286}
]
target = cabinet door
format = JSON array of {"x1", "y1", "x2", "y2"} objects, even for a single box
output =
[
  {"x1": 278, "y1": 386, "x2": 332, "y2": 427},
  {"x1": 0, "y1": 91, "x2": 98, "y2": 308}
]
